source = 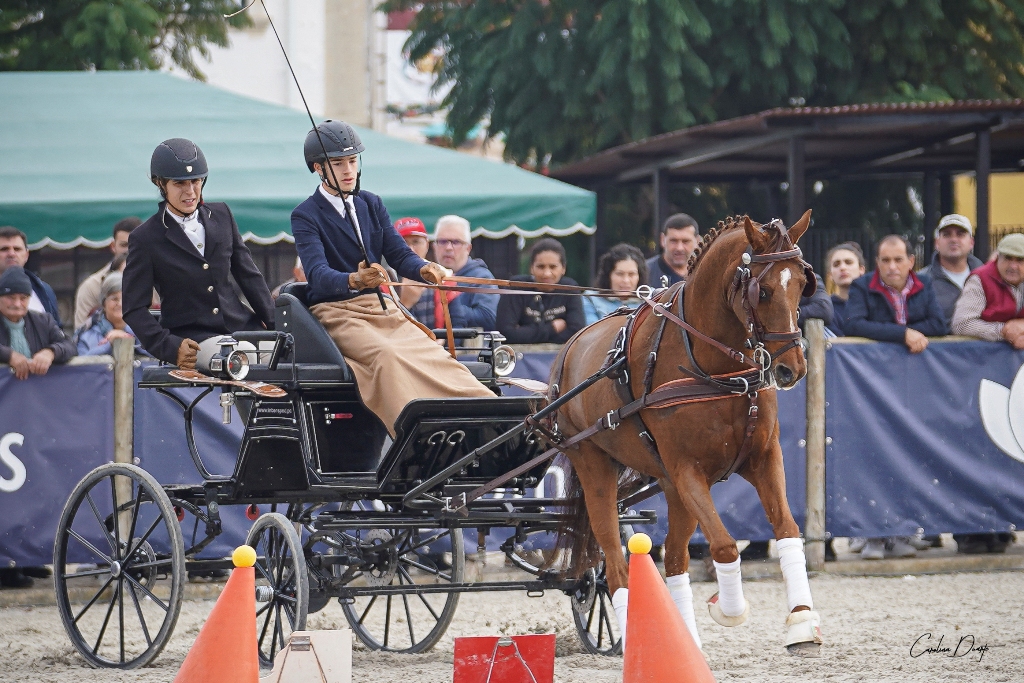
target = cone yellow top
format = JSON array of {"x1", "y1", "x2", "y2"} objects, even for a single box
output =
[
  {"x1": 232, "y1": 545, "x2": 257, "y2": 568},
  {"x1": 627, "y1": 533, "x2": 653, "y2": 555}
]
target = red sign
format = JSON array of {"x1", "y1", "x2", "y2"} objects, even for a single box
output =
[{"x1": 453, "y1": 634, "x2": 555, "y2": 683}]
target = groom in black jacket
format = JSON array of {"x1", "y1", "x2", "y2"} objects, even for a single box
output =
[{"x1": 123, "y1": 139, "x2": 274, "y2": 366}]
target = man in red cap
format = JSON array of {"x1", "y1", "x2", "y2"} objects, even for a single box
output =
[{"x1": 394, "y1": 217, "x2": 435, "y2": 324}]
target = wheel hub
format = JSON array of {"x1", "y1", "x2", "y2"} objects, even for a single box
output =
[
  {"x1": 571, "y1": 567, "x2": 597, "y2": 615},
  {"x1": 362, "y1": 529, "x2": 398, "y2": 587},
  {"x1": 109, "y1": 561, "x2": 122, "y2": 578}
]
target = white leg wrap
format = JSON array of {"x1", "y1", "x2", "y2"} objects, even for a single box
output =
[
  {"x1": 777, "y1": 537, "x2": 814, "y2": 612},
  {"x1": 712, "y1": 558, "x2": 746, "y2": 617},
  {"x1": 612, "y1": 587, "x2": 628, "y2": 651},
  {"x1": 666, "y1": 573, "x2": 702, "y2": 649}
]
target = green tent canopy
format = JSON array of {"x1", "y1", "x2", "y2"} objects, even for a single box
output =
[{"x1": 0, "y1": 71, "x2": 595, "y2": 249}]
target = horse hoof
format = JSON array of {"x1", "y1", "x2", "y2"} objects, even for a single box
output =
[
  {"x1": 785, "y1": 609, "x2": 822, "y2": 653},
  {"x1": 707, "y1": 592, "x2": 749, "y2": 627}
]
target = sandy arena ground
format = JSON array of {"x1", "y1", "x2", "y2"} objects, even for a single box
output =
[{"x1": 0, "y1": 568, "x2": 1021, "y2": 683}]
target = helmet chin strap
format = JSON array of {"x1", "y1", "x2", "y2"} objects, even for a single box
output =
[{"x1": 318, "y1": 157, "x2": 361, "y2": 198}]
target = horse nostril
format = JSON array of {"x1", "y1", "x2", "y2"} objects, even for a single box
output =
[{"x1": 776, "y1": 365, "x2": 794, "y2": 385}]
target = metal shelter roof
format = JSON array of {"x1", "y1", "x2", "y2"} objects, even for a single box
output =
[{"x1": 552, "y1": 100, "x2": 1024, "y2": 185}]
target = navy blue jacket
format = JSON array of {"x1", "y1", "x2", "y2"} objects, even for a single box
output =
[
  {"x1": 448, "y1": 258, "x2": 499, "y2": 329},
  {"x1": 843, "y1": 271, "x2": 948, "y2": 342},
  {"x1": 26, "y1": 269, "x2": 61, "y2": 328},
  {"x1": 291, "y1": 189, "x2": 428, "y2": 305},
  {"x1": 827, "y1": 295, "x2": 848, "y2": 336},
  {"x1": 645, "y1": 255, "x2": 685, "y2": 287}
]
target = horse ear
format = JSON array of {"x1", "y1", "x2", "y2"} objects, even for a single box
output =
[
  {"x1": 743, "y1": 215, "x2": 769, "y2": 252},
  {"x1": 788, "y1": 209, "x2": 812, "y2": 244}
]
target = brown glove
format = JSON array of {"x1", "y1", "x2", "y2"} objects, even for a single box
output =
[
  {"x1": 177, "y1": 338, "x2": 200, "y2": 370},
  {"x1": 348, "y1": 261, "x2": 388, "y2": 291},
  {"x1": 420, "y1": 262, "x2": 451, "y2": 285}
]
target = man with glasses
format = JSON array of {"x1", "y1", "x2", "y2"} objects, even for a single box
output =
[{"x1": 433, "y1": 215, "x2": 499, "y2": 330}]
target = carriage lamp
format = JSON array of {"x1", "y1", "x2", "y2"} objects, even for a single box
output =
[
  {"x1": 197, "y1": 335, "x2": 250, "y2": 381},
  {"x1": 492, "y1": 345, "x2": 516, "y2": 377}
]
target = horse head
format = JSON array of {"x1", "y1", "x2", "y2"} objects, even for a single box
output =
[{"x1": 729, "y1": 210, "x2": 813, "y2": 389}]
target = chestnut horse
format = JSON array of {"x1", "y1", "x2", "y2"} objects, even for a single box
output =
[{"x1": 552, "y1": 212, "x2": 822, "y2": 654}]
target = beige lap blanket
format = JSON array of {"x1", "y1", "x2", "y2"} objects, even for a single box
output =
[{"x1": 312, "y1": 295, "x2": 494, "y2": 436}]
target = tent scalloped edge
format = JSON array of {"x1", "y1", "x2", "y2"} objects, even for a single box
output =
[{"x1": 28, "y1": 224, "x2": 596, "y2": 250}]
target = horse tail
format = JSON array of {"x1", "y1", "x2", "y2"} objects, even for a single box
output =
[
  {"x1": 551, "y1": 457, "x2": 648, "y2": 578},
  {"x1": 551, "y1": 457, "x2": 603, "y2": 579}
]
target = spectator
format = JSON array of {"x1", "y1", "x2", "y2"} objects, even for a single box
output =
[
  {"x1": 951, "y1": 232, "x2": 1024, "y2": 349},
  {"x1": 919, "y1": 214, "x2": 983, "y2": 326},
  {"x1": 0, "y1": 266, "x2": 77, "y2": 589},
  {"x1": 947, "y1": 234, "x2": 1022, "y2": 550},
  {"x1": 843, "y1": 235, "x2": 947, "y2": 353},
  {"x1": 393, "y1": 217, "x2": 435, "y2": 326},
  {"x1": 271, "y1": 256, "x2": 307, "y2": 298},
  {"x1": 646, "y1": 213, "x2": 699, "y2": 287},
  {"x1": 799, "y1": 273, "x2": 833, "y2": 331},
  {"x1": 0, "y1": 226, "x2": 62, "y2": 328},
  {"x1": 583, "y1": 243, "x2": 647, "y2": 324},
  {"x1": 74, "y1": 272, "x2": 148, "y2": 357},
  {"x1": 824, "y1": 242, "x2": 867, "y2": 336},
  {"x1": 496, "y1": 238, "x2": 585, "y2": 344},
  {"x1": 73, "y1": 217, "x2": 141, "y2": 329},
  {"x1": 433, "y1": 215, "x2": 499, "y2": 330}
]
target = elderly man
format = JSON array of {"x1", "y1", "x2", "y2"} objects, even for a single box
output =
[
  {"x1": 952, "y1": 233, "x2": 1024, "y2": 349},
  {"x1": 844, "y1": 235, "x2": 947, "y2": 353},
  {"x1": 0, "y1": 226, "x2": 62, "y2": 327},
  {"x1": 646, "y1": 213, "x2": 699, "y2": 287},
  {"x1": 919, "y1": 214, "x2": 983, "y2": 325},
  {"x1": 0, "y1": 266, "x2": 76, "y2": 380},
  {"x1": 433, "y1": 215, "x2": 499, "y2": 330}
]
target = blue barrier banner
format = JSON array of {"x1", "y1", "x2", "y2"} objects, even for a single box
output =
[
  {"x1": 826, "y1": 340, "x2": 1024, "y2": 537},
  {"x1": 0, "y1": 365, "x2": 113, "y2": 566}
]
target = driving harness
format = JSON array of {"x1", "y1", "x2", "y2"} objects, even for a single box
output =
[{"x1": 454, "y1": 220, "x2": 816, "y2": 510}]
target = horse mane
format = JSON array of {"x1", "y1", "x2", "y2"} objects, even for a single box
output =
[{"x1": 685, "y1": 215, "x2": 747, "y2": 276}]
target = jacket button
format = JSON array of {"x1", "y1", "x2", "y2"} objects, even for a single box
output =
[
  {"x1": 213, "y1": 307, "x2": 219, "y2": 314},
  {"x1": 207, "y1": 286, "x2": 214, "y2": 292},
  {"x1": 203, "y1": 264, "x2": 209, "y2": 270}
]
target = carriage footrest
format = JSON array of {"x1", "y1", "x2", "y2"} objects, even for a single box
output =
[{"x1": 618, "y1": 509, "x2": 657, "y2": 525}]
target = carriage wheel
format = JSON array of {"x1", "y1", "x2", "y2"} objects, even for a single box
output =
[
  {"x1": 53, "y1": 463, "x2": 185, "y2": 669},
  {"x1": 247, "y1": 512, "x2": 308, "y2": 669},
  {"x1": 571, "y1": 562, "x2": 622, "y2": 655},
  {"x1": 338, "y1": 522, "x2": 464, "y2": 653}
]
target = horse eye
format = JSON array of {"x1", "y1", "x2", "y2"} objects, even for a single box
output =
[{"x1": 759, "y1": 289, "x2": 770, "y2": 301}]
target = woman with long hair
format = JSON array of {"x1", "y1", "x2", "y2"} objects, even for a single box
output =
[{"x1": 582, "y1": 243, "x2": 648, "y2": 324}]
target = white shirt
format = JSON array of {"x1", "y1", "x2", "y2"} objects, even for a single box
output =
[
  {"x1": 166, "y1": 208, "x2": 206, "y2": 256},
  {"x1": 941, "y1": 265, "x2": 971, "y2": 291},
  {"x1": 318, "y1": 185, "x2": 367, "y2": 252},
  {"x1": 27, "y1": 290, "x2": 44, "y2": 314}
]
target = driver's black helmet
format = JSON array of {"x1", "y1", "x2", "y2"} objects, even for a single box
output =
[
  {"x1": 304, "y1": 120, "x2": 364, "y2": 172},
  {"x1": 150, "y1": 138, "x2": 208, "y2": 181}
]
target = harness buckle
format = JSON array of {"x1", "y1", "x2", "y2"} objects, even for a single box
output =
[
  {"x1": 635, "y1": 284, "x2": 654, "y2": 300},
  {"x1": 748, "y1": 402, "x2": 759, "y2": 417},
  {"x1": 730, "y1": 376, "x2": 750, "y2": 395},
  {"x1": 653, "y1": 303, "x2": 664, "y2": 317},
  {"x1": 604, "y1": 410, "x2": 620, "y2": 430}
]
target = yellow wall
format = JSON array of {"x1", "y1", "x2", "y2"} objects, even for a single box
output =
[{"x1": 954, "y1": 173, "x2": 1024, "y2": 244}]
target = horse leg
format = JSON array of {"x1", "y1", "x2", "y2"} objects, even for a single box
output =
[
  {"x1": 742, "y1": 431, "x2": 822, "y2": 655},
  {"x1": 661, "y1": 480, "x2": 702, "y2": 648},
  {"x1": 570, "y1": 442, "x2": 631, "y2": 645},
  {"x1": 668, "y1": 465, "x2": 749, "y2": 627}
]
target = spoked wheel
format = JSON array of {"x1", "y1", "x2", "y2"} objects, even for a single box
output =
[
  {"x1": 247, "y1": 512, "x2": 308, "y2": 669},
  {"x1": 53, "y1": 463, "x2": 185, "y2": 668},
  {"x1": 571, "y1": 562, "x2": 622, "y2": 655},
  {"x1": 337, "y1": 521, "x2": 464, "y2": 653}
]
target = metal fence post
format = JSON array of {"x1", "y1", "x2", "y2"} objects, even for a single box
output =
[
  {"x1": 804, "y1": 319, "x2": 826, "y2": 570},
  {"x1": 112, "y1": 338, "x2": 135, "y2": 533}
]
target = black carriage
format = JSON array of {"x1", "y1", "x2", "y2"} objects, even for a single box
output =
[{"x1": 52, "y1": 284, "x2": 656, "y2": 669}]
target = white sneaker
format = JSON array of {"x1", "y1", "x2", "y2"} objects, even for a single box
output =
[
  {"x1": 860, "y1": 538, "x2": 885, "y2": 560},
  {"x1": 886, "y1": 538, "x2": 917, "y2": 558},
  {"x1": 908, "y1": 534, "x2": 933, "y2": 551},
  {"x1": 847, "y1": 537, "x2": 867, "y2": 553}
]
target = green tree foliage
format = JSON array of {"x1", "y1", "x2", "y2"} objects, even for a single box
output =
[
  {"x1": 0, "y1": 0, "x2": 250, "y2": 79},
  {"x1": 385, "y1": 0, "x2": 1024, "y2": 164}
]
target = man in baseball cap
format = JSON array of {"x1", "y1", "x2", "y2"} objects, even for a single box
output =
[{"x1": 920, "y1": 214, "x2": 982, "y2": 325}]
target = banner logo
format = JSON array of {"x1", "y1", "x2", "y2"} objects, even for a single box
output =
[
  {"x1": 979, "y1": 365, "x2": 1024, "y2": 463},
  {"x1": 0, "y1": 432, "x2": 27, "y2": 493}
]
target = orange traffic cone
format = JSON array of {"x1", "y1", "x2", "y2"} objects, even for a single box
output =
[
  {"x1": 623, "y1": 534, "x2": 716, "y2": 683},
  {"x1": 173, "y1": 546, "x2": 259, "y2": 683}
]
